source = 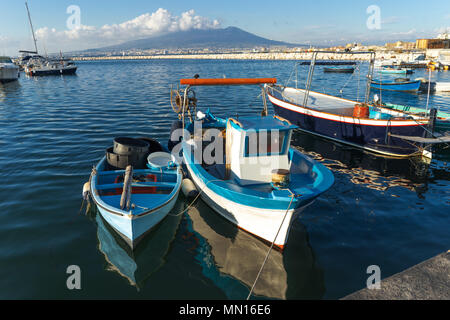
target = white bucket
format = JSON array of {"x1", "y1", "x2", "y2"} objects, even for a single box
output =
[{"x1": 147, "y1": 152, "x2": 176, "y2": 169}]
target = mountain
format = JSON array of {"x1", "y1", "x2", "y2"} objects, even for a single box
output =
[{"x1": 87, "y1": 27, "x2": 303, "y2": 52}]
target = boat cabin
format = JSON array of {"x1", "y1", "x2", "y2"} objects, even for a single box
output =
[{"x1": 225, "y1": 116, "x2": 298, "y2": 185}]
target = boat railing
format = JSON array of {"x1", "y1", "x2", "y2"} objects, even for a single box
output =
[{"x1": 300, "y1": 51, "x2": 376, "y2": 110}]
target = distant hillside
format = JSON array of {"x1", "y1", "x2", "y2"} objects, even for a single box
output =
[{"x1": 86, "y1": 26, "x2": 303, "y2": 52}]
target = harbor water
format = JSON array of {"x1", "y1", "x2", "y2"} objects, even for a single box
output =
[{"x1": 0, "y1": 59, "x2": 449, "y2": 299}]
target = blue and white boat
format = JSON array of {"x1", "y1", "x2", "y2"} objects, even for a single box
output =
[
  {"x1": 172, "y1": 78, "x2": 334, "y2": 250},
  {"x1": 379, "y1": 67, "x2": 413, "y2": 75},
  {"x1": 370, "y1": 79, "x2": 422, "y2": 92},
  {"x1": 89, "y1": 137, "x2": 182, "y2": 249}
]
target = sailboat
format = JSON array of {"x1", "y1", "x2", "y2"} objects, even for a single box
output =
[{"x1": 22, "y1": 1, "x2": 77, "y2": 76}]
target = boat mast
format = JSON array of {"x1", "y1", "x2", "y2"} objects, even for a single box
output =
[{"x1": 25, "y1": 1, "x2": 38, "y2": 54}]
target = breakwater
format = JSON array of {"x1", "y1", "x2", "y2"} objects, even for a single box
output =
[{"x1": 73, "y1": 51, "x2": 417, "y2": 62}]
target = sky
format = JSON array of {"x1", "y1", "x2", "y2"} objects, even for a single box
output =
[{"x1": 0, "y1": 0, "x2": 449, "y2": 56}]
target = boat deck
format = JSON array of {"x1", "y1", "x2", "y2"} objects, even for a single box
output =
[{"x1": 280, "y1": 87, "x2": 356, "y2": 117}]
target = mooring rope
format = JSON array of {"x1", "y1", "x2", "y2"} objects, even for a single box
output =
[
  {"x1": 246, "y1": 190, "x2": 296, "y2": 300},
  {"x1": 168, "y1": 178, "x2": 223, "y2": 217}
]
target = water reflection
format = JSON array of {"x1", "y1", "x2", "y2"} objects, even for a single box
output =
[
  {"x1": 93, "y1": 198, "x2": 183, "y2": 289},
  {"x1": 0, "y1": 80, "x2": 21, "y2": 101},
  {"x1": 184, "y1": 199, "x2": 325, "y2": 300},
  {"x1": 291, "y1": 131, "x2": 433, "y2": 196}
]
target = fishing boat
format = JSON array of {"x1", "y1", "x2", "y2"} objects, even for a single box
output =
[
  {"x1": 87, "y1": 137, "x2": 182, "y2": 249},
  {"x1": 0, "y1": 57, "x2": 20, "y2": 83},
  {"x1": 266, "y1": 51, "x2": 448, "y2": 159},
  {"x1": 170, "y1": 78, "x2": 334, "y2": 250},
  {"x1": 379, "y1": 67, "x2": 413, "y2": 75},
  {"x1": 370, "y1": 79, "x2": 422, "y2": 92},
  {"x1": 324, "y1": 67, "x2": 354, "y2": 73},
  {"x1": 382, "y1": 102, "x2": 450, "y2": 132}
]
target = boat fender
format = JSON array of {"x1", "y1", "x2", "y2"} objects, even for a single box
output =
[
  {"x1": 82, "y1": 182, "x2": 90, "y2": 200},
  {"x1": 182, "y1": 178, "x2": 198, "y2": 199},
  {"x1": 168, "y1": 120, "x2": 183, "y2": 152}
]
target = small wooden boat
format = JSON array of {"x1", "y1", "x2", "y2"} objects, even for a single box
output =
[
  {"x1": 370, "y1": 79, "x2": 421, "y2": 92},
  {"x1": 89, "y1": 137, "x2": 182, "y2": 249},
  {"x1": 171, "y1": 78, "x2": 334, "y2": 250},
  {"x1": 324, "y1": 67, "x2": 354, "y2": 73},
  {"x1": 383, "y1": 102, "x2": 450, "y2": 132},
  {"x1": 379, "y1": 67, "x2": 413, "y2": 75}
]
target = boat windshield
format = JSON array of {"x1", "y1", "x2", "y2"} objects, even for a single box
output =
[
  {"x1": 244, "y1": 130, "x2": 288, "y2": 157},
  {"x1": 0, "y1": 57, "x2": 13, "y2": 63}
]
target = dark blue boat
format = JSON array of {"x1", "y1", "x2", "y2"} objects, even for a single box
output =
[
  {"x1": 266, "y1": 51, "x2": 441, "y2": 159},
  {"x1": 267, "y1": 86, "x2": 430, "y2": 158},
  {"x1": 370, "y1": 79, "x2": 421, "y2": 92}
]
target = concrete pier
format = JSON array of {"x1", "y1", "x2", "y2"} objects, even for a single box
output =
[{"x1": 342, "y1": 251, "x2": 450, "y2": 300}]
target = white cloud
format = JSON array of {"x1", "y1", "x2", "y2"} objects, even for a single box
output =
[
  {"x1": 34, "y1": 8, "x2": 220, "y2": 52},
  {"x1": 391, "y1": 28, "x2": 417, "y2": 36}
]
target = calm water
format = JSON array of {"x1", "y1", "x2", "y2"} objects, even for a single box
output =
[{"x1": 0, "y1": 59, "x2": 449, "y2": 299}]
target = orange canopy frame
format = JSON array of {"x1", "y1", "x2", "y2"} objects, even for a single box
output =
[{"x1": 180, "y1": 78, "x2": 277, "y2": 86}]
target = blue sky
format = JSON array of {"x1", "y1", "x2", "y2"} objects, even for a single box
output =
[{"x1": 0, "y1": 0, "x2": 449, "y2": 55}]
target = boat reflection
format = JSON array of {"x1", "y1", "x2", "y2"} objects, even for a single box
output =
[
  {"x1": 291, "y1": 131, "x2": 433, "y2": 195},
  {"x1": 0, "y1": 80, "x2": 21, "y2": 101},
  {"x1": 94, "y1": 197, "x2": 184, "y2": 289},
  {"x1": 185, "y1": 199, "x2": 325, "y2": 300}
]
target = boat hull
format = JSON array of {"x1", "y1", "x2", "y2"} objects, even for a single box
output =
[
  {"x1": 90, "y1": 156, "x2": 182, "y2": 249},
  {"x1": 183, "y1": 154, "x2": 307, "y2": 249},
  {"x1": 324, "y1": 67, "x2": 354, "y2": 73},
  {"x1": 181, "y1": 141, "x2": 327, "y2": 249},
  {"x1": 379, "y1": 69, "x2": 412, "y2": 75},
  {"x1": 27, "y1": 66, "x2": 77, "y2": 76},
  {"x1": 0, "y1": 65, "x2": 20, "y2": 83},
  {"x1": 268, "y1": 88, "x2": 429, "y2": 157},
  {"x1": 370, "y1": 80, "x2": 421, "y2": 92},
  {"x1": 95, "y1": 192, "x2": 180, "y2": 249}
]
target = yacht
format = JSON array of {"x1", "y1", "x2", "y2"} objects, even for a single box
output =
[
  {"x1": 25, "y1": 56, "x2": 77, "y2": 76},
  {"x1": 0, "y1": 57, "x2": 20, "y2": 83}
]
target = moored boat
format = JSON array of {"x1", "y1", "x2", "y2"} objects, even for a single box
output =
[
  {"x1": 0, "y1": 57, "x2": 20, "y2": 83},
  {"x1": 382, "y1": 102, "x2": 450, "y2": 132},
  {"x1": 171, "y1": 78, "x2": 334, "y2": 250},
  {"x1": 267, "y1": 51, "x2": 446, "y2": 159},
  {"x1": 370, "y1": 79, "x2": 421, "y2": 92},
  {"x1": 324, "y1": 67, "x2": 354, "y2": 73},
  {"x1": 379, "y1": 67, "x2": 413, "y2": 75},
  {"x1": 88, "y1": 137, "x2": 182, "y2": 249},
  {"x1": 25, "y1": 56, "x2": 77, "y2": 76}
]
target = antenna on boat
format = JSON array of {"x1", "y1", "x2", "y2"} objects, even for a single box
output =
[
  {"x1": 25, "y1": 1, "x2": 38, "y2": 54},
  {"x1": 425, "y1": 67, "x2": 432, "y2": 112}
]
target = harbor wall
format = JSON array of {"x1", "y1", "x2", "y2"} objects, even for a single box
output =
[{"x1": 72, "y1": 51, "x2": 421, "y2": 62}]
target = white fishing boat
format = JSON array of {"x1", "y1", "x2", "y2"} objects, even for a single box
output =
[
  {"x1": 170, "y1": 78, "x2": 334, "y2": 250},
  {"x1": 0, "y1": 57, "x2": 20, "y2": 83}
]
